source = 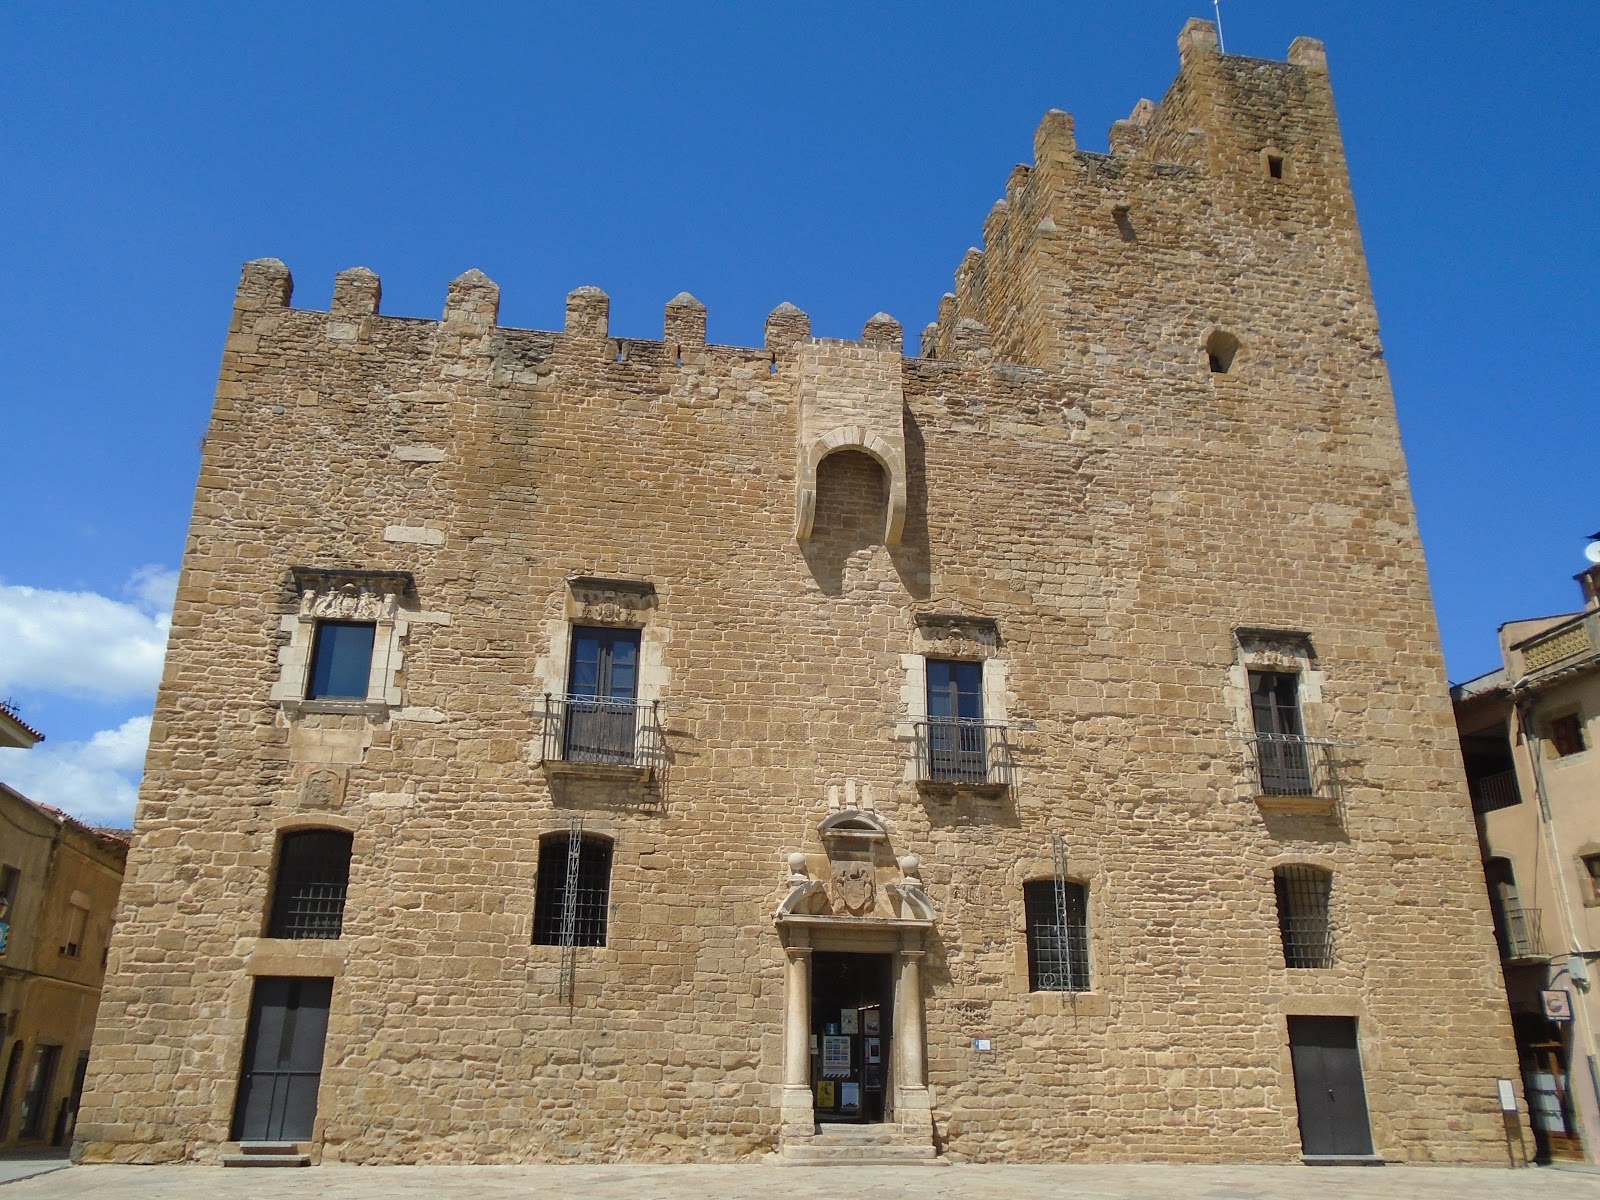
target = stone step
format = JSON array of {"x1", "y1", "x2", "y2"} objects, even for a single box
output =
[
  {"x1": 220, "y1": 1153, "x2": 311, "y2": 1167},
  {"x1": 780, "y1": 1123, "x2": 939, "y2": 1165},
  {"x1": 220, "y1": 1142, "x2": 311, "y2": 1167}
]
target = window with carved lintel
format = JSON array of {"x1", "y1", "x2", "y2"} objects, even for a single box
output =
[{"x1": 270, "y1": 567, "x2": 414, "y2": 714}]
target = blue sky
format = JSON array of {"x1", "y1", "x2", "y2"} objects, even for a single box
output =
[{"x1": 1, "y1": 3, "x2": 1595, "y2": 825}]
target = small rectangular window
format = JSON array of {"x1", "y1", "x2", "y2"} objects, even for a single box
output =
[
  {"x1": 1274, "y1": 865, "x2": 1333, "y2": 968},
  {"x1": 1024, "y1": 879, "x2": 1090, "y2": 992},
  {"x1": 533, "y1": 834, "x2": 612, "y2": 947},
  {"x1": 1267, "y1": 153, "x2": 1284, "y2": 179},
  {"x1": 307, "y1": 621, "x2": 376, "y2": 700},
  {"x1": 1551, "y1": 713, "x2": 1587, "y2": 758},
  {"x1": 1582, "y1": 855, "x2": 1600, "y2": 904},
  {"x1": 59, "y1": 903, "x2": 88, "y2": 958},
  {"x1": 268, "y1": 830, "x2": 353, "y2": 939}
]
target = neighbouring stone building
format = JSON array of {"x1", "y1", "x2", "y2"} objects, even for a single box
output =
[
  {"x1": 1453, "y1": 549, "x2": 1600, "y2": 1163},
  {"x1": 0, "y1": 705, "x2": 129, "y2": 1150},
  {"x1": 78, "y1": 20, "x2": 1525, "y2": 1166}
]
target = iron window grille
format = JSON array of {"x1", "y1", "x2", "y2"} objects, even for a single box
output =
[
  {"x1": 1024, "y1": 879, "x2": 1091, "y2": 992},
  {"x1": 268, "y1": 830, "x2": 353, "y2": 939},
  {"x1": 1273, "y1": 864, "x2": 1333, "y2": 969},
  {"x1": 533, "y1": 834, "x2": 612, "y2": 947}
]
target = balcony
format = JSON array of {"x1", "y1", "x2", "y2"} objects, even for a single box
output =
[
  {"x1": 1249, "y1": 733, "x2": 1340, "y2": 814},
  {"x1": 1470, "y1": 768, "x2": 1522, "y2": 816},
  {"x1": 1496, "y1": 905, "x2": 1546, "y2": 962},
  {"x1": 539, "y1": 695, "x2": 660, "y2": 780},
  {"x1": 914, "y1": 719, "x2": 1013, "y2": 793}
]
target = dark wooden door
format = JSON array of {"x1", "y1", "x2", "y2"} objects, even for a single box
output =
[
  {"x1": 231, "y1": 977, "x2": 333, "y2": 1142},
  {"x1": 1288, "y1": 1015, "x2": 1374, "y2": 1156}
]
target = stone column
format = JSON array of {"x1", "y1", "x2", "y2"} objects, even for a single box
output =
[
  {"x1": 784, "y1": 942, "x2": 812, "y2": 1089},
  {"x1": 778, "y1": 935, "x2": 816, "y2": 1145},
  {"x1": 892, "y1": 932, "x2": 934, "y2": 1142},
  {"x1": 896, "y1": 946, "x2": 927, "y2": 1088}
]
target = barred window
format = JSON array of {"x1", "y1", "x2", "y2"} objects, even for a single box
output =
[
  {"x1": 1273, "y1": 864, "x2": 1333, "y2": 969},
  {"x1": 268, "y1": 830, "x2": 353, "y2": 939},
  {"x1": 1024, "y1": 879, "x2": 1090, "y2": 992},
  {"x1": 533, "y1": 834, "x2": 612, "y2": 947}
]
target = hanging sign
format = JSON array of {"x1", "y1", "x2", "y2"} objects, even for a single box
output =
[
  {"x1": 822, "y1": 1035, "x2": 852, "y2": 1078},
  {"x1": 1542, "y1": 989, "x2": 1574, "y2": 1022}
]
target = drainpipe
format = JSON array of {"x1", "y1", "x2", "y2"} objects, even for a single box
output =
[{"x1": 1515, "y1": 690, "x2": 1600, "y2": 1158}]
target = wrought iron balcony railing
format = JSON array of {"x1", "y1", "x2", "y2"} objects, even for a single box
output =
[
  {"x1": 914, "y1": 718, "x2": 1013, "y2": 789},
  {"x1": 1496, "y1": 905, "x2": 1545, "y2": 962},
  {"x1": 1249, "y1": 732, "x2": 1339, "y2": 800},
  {"x1": 1470, "y1": 768, "x2": 1522, "y2": 816},
  {"x1": 540, "y1": 695, "x2": 660, "y2": 773}
]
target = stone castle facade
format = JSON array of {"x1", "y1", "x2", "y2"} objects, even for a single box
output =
[{"x1": 78, "y1": 21, "x2": 1526, "y2": 1165}]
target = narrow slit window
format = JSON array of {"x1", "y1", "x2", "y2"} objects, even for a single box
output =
[{"x1": 1267, "y1": 154, "x2": 1284, "y2": 179}]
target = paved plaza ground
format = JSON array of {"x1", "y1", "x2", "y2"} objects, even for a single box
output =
[{"x1": 0, "y1": 1163, "x2": 1597, "y2": 1199}]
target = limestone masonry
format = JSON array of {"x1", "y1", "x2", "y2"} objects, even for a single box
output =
[{"x1": 78, "y1": 21, "x2": 1527, "y2": 1166}]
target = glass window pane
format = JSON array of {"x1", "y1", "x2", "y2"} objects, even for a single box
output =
[{"x1": 309, "y1": 622, "x2": 375, "y2": 700}]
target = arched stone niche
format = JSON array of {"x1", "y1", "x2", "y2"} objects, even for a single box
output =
[{"x1": 792, "y1": 334, "x2": 908, "y2": 550}]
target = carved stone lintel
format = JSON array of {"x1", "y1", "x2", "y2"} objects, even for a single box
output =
[
  {"x1": 303, "y1": 583, "x2": 401, "y2": 622},
  {"x1": 566, "y1": 577, "x2": 656, "y2": 626}
]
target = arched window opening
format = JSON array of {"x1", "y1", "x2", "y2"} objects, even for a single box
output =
[
  {"x1": 1024, "y1": 878, "x2": 1090, "y2": 992},
  {"x1": 1207, "y1": 330, "x2": 1240, "y2": 374},
  {"x1": 268, "y1": 830, "x2": 353, "y2": 940},
  {"x1": 533, "y1": 833, "x2": 613, "y2": 947},
  {"x1": 1273, "y1": 864, "x2": 1332, "y2": 968}
]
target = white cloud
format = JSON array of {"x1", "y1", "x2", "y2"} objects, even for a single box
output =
[
  {"x1": 0, "y1": 570, "x2": 173, "y2": 702},
  {"x1": 124, "y1": 564, "x2": 179, "y2": 615},
  {"x1": 0, "y1": 714, "x2": 151, "y2": 828}
]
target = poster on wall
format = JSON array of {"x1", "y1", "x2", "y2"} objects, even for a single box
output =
[
  {"x1": 816, "y1": 1080, "x2": 835, "y2": 1108},
  {"x1": 840, "y1": 1082, "x2": 860, "y2": 1111},
  {"x1": 840, "y1": 1008, "x2": 859, "y2": 1034},
  {"x1": 863, "y1": 1008, "x2": 880, "y2": 1035},
  {"x1": 823, "y1": 1035, "x2": 852, "y2": 1077},
  {"x1": 865, "y1": 1038, "x2": 881, "y2": 1064}
]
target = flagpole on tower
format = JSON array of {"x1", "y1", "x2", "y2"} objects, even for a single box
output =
[{"x1": 1213, "y1": 0, "x2": 1226, "y2": 52}]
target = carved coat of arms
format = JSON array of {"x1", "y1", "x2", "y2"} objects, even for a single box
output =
[{"x1": 833, "y1": 861, "x2": 875, "y2": 915}]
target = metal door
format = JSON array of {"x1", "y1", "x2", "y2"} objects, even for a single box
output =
[
  {"x1": 566, "y1": 626, "x2": 641, "y2": 764},
  {"x1": 1287, "y1": 1015, "x2": 1374, "y2": 1156},
  {"x1": 231, "y1": 977, "x2": 333, "y2": 1142}
]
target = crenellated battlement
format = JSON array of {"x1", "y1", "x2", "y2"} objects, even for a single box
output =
[
  {"x1": 925, "y1": 18, "x2": 1349, "y2": 369},
  {"x1": 230, "y1": 259, "x2": 1010, "y2": 377}
]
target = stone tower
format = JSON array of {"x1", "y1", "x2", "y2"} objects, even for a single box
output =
[{"x1": 77, "y1": 21, "x2": 1525, "y2": 1165}]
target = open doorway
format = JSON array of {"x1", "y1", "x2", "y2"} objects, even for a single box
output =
[{"x1": 811, "y1": 952, "x2": 892, "y2": 1124}]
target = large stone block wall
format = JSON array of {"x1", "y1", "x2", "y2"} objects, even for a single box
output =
[{"x1": 77, "y1": 20, "x2": 1523, "y2": 1165}]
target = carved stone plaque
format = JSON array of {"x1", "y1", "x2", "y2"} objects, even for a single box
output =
[{"x1": 833, "y1": 861, "x2": 875, "y2": 915}]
